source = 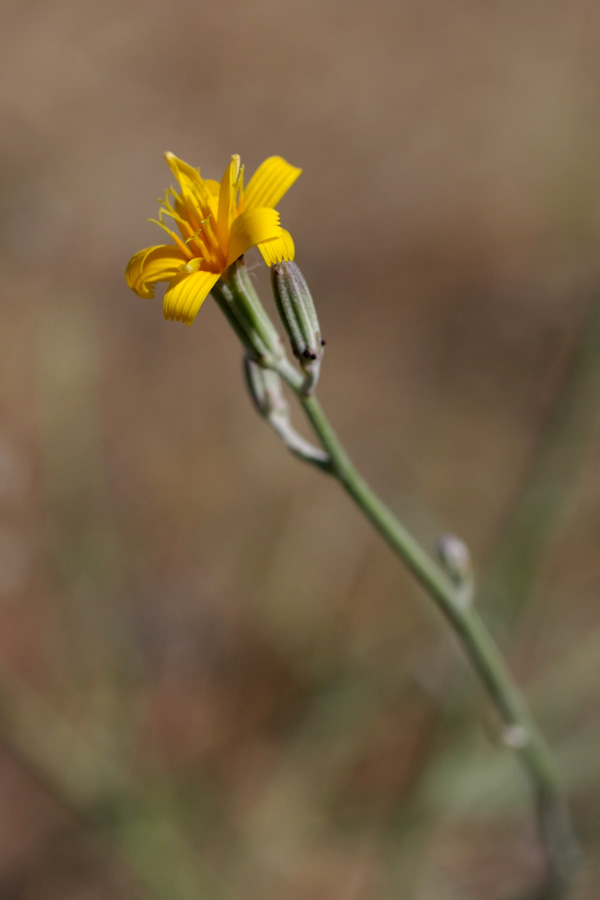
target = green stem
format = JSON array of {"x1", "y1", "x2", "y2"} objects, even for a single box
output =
[{"x1": 274, "y1": 359, "x2": 579, "y2": 895}]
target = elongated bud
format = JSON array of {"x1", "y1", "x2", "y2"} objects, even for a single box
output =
[
  {"x1": 243, "y1": 355, "x2": 288, "y2": 420},
  {"x1": 243, "y1": 355, "x2": 330, "y2": 469},
  {"x1": 271, "y1": 261, "x2": 324, "y2": 392}
]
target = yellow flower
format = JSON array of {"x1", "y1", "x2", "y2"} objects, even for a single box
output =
[{"x1": 126, "y1": 152, "x2": 301, "y2": 325}]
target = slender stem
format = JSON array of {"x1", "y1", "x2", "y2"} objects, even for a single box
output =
[{"x1": 274, "y1": 360, "x2": 579, "y2": 894}]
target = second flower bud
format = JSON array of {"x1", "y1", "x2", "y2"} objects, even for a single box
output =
[{"x1": 271, "y1": 261, "x2": 324, "y2": 394}]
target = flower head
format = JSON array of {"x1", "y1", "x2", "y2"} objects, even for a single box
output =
[{"x1": 126, "y1": 153, "x2": 301, "y2": 325}]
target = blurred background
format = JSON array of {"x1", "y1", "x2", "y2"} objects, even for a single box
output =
[{"x1": 1, "y1": 0, "x2": 600, "y2": 898}]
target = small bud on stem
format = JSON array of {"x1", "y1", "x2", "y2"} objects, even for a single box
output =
[{"x1": 436, "y1": 533, "x2": 474, "y2": 607}]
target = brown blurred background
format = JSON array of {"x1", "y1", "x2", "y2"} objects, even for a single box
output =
[{"x1": 1, "y1": 0, "x2": 600, "y2": 898}]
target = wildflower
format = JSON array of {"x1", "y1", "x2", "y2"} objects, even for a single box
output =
[{"x1": 126, "y1": 153, "x2": 301, "y2": 325}]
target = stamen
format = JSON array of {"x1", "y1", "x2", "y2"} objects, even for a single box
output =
[
  {"x1": 202, "y1": 213, "x2": 226, "y2": 267},
  {"x1": 158, "y1": 205, "x2": 188, "y2": 229},
  {"x1": 148, "y1": 218, "x2": 194, "y2": 259},
  {"x1": 185, "y1": 228, "x2": 204, "y2": 245}
]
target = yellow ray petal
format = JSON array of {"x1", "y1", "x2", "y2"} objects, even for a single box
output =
[
  {"x1": 165, "y1": 151, "x2": 203, "y2": 196},
  {"x1": 163, "y1": 266, "x2": 221, "y2": 325},
  {"x1": 126, "y1": 244, "x2": 189, "y2": 298},
  {"x1": 243, "y1": 157, "x2": 302, "y2": 210},
  {"x1": 204, "y1": 179, "x2": 220, "y2": 195},
  {"x1": 227, "y1": 208, "x2": 282, "y2": 265},
  {"x1": 257, "y1": 228, "x2": 295, "y2": 267},
  {"x1": 217, "y1": 154, "x2": 242, "y2": 245}
]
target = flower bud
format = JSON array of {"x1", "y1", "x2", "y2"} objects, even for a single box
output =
[
  {"x1": 271, "y1": 261, "x2": 324, "y2": 378},
  {"x1": 243, "y1": 355, "x2": 330, "y2": 469},
  {"x1": 436, "y1": 533, "x2": 473, "y2": 606},
  {"x1": 243, "y1": 355, "x2": 288, "y2": 421}
]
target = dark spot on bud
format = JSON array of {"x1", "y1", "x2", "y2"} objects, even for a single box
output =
[
  {"x1": 321, "y1": 339, "x2": 326, "y2": 346},
  {"x1": 310, "y1": 353, "x2": 317, "y2": 360},
  {"x1": 302, "y1": 349, "x2": 311, "y2": 358}
]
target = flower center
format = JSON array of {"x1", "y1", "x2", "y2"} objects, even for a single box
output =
[{"x1": 158, "y1": 182, "x2": 231, "y2": 273}]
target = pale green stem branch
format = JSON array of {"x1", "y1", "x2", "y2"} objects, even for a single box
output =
[
  {"x1": 222, "y1": 262, "x2": 579, "y2": 894},
  {"x1": 272, "y1": 358, "x2": 579, "y2": 896}
]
